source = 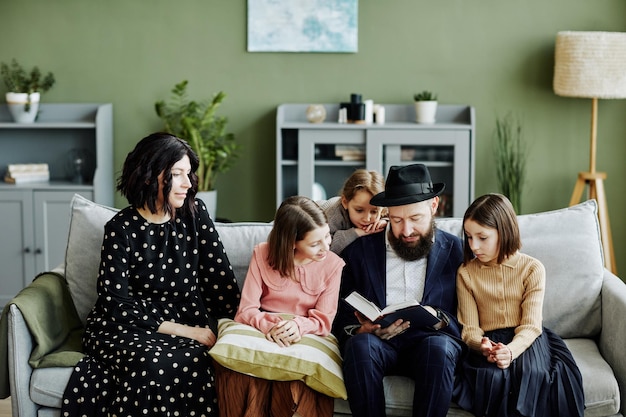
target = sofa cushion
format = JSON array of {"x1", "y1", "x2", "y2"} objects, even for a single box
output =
[
  {"x1": 564, "y1": 338, "x2": 620, "y2": 416},
  {"x1": 64, "y1": 194, "x2": 118, "y2": 324},
  {"x1": 209, "y1": 319, "x2": 347, "y2": 399},
  {"x1": 436, "y1": 200, "x2": 603, "y2": 338},
  {"x1": 30, "y1": 366, "x2": 73, "y2": 408}
]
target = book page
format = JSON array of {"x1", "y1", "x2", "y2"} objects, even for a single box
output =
[
  {"x1": 380, "y1": 299, "x2": 420, "y2": 315},
  {"x1": 344, "y1": 291, "x2": 382, "y2": 321}
]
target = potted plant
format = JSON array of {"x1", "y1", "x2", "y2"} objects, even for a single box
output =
[
  {"x1": 155, "y1": 80, "x2": 240, "y2": 217},
  {"x1": 1, "y1": 59, "x2": 55, "y2": 123},
  {"x1": 413, "y1": 90, "x2": 438, "y2": 124},
  {"x1": 493, "y1": 112, "x2": 528, "y2": 214}
]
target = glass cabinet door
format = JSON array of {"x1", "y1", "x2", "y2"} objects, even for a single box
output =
[
  {"x1": 366, "y1": 130, "x2": 472, "y2": 217},
  {"x1": 298, "y1": 129, "x2": 365, "y2": 200}
]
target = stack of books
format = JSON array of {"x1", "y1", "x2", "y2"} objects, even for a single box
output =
[
  {"x1": 334, "y1": 145, "x2": 365, "y2": 161},
  {"x1": 4, "y1": 163, "x2": 50, "y2": 184}
]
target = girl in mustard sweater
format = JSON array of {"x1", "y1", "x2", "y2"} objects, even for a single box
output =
[{"x1": 454, "y1": 193, "x2": 584, "y2": 417}]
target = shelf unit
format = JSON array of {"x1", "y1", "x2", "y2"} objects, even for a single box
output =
[
  {"x1": 276, "y1": 103, "x2": 475, "y2": 217},
  {"x1": 0, "y1": 103, "x2": 113, "y2": 308}
]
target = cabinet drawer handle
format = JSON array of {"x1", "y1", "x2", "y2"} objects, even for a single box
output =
[
  {"x1": 24, "y1": 247, "x2": 31, "y2": 254},
  {"x1": 35, "y1": 248, "x2": 42, "y2": 254}
]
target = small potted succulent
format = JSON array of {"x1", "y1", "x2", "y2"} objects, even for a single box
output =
[
  {"x1": 413, "y1": 90, "x2": 438, "y2": 124},
  {"x1": 1, "y1": 59, "x2": 55, "y2": 123}
]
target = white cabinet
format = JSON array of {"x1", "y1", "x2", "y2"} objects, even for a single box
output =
[
  {"x1": 0, "y1": 103, "x2": 113, "y2": 308},
  {"x1": 276, "y1": 104, "x2": 475, "y2": 217},
  {"x1": 0, "y1": 189, "x2": 93, "y2": 307}
]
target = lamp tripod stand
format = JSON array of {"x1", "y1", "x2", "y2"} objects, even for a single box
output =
[{"x1": 569, "y1": 98, "x2": 616, "y2": 273}]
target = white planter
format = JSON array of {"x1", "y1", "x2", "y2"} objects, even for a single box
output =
[
  {"x1": 414, "y1": 100, "x2": 438, "y2": 124},
  {"x1": 196, "y1": 190, "x2": 217, "y2": 219},
  {"x1": 6, "y1": 92, "x2": 40, "y2": 123}
]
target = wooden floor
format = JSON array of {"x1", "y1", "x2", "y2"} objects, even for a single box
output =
[{"x1": 0, "y1": 397, "x2": 11, "y2": 417}]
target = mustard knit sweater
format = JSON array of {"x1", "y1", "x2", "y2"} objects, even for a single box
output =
[{"x1": 456, "y1": 252, "x2": 545, "y2": 360}]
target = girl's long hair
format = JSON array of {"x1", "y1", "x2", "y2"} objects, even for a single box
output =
[{"x1": 267, "y1": 196, "x2": 327, "y2": 278}]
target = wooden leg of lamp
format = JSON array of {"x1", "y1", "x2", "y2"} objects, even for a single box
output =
[{"x1": 569, "y1": 171, "x2": 616, "y2": 273}]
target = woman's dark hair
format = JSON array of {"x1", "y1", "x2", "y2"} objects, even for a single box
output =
[
  {"x1": 267, "y1": 196, "x2": 328, "y2": 278},
  {"x1": 117, "y1": 132, "x2": 199, "y2": 218},
  {"x1": 462, "y1": 193, "x2": 521, "y2": 264}
]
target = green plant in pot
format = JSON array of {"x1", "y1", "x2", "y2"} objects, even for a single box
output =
[
  {"x1": 413, "y1": 90, "x2": 438, "y2": 124},
  {"x1": 1, "y1": 59, "x2": 55, "y2": 123},
  {"x1": 493, "y1": 112, "x2": 527, "y2": 214},
  {"x1": 155, "y1": 80, "x2": 239, "y2": 216}
]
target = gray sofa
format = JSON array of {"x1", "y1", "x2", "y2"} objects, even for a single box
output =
[{"x1": 3, "y1": 195, "x2": 626, "y2": 416}]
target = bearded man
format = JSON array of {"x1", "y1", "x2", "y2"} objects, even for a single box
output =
[{"x1": 332, "y1": 164, "x2": 464, "y2": 417}]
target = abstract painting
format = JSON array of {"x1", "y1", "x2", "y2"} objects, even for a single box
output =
[{"x1": 247, "y1": 0, "x2": 358, "y2": 53}]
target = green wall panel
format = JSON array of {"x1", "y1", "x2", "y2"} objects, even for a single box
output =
[{"x1": 1, "y1": 0, "x2": 625, "y2": 273}]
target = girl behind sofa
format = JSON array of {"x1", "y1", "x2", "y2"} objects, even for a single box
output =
[
  {"x1": 318, "y1": 168, "x2": 387, "y2": 254},
  {"x1": 454, "y1": 193, "x2": 584, "y2": 417}
]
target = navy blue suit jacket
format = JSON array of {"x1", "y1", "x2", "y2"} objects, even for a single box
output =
[{"x1": 332, "y1": 228, "x2": 463, "y2": 347}]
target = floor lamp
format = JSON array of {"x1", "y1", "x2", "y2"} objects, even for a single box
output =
[{"x1": 553, "y1": 31, "x2": 626, "y2": 274}]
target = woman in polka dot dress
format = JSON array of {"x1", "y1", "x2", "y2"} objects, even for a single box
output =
[{"x1": 61, "y1": 132, "x2": 241, "y2": 417}]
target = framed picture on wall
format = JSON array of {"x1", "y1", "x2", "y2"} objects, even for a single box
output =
[{"x1": 247, "y1": 0, "x2": 358, "y2": 53}]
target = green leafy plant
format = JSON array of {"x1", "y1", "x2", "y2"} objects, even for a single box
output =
[
  {"x1": 413, "y1": 90, "x2": 438, "y2": 101},
  {"x1": 1, "y1": 59, "x2": 55, "y2": 111},
  {"x1": 155, "y1": 80, "x2": 240, "y2": 191},
  {"x1": 493, "y1": 113, "x2": 527, "y2": 214}
]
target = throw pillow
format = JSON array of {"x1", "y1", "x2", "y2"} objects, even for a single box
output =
[
  {"x1": 64, "y1": 194, "x2": 118, "y2": 324},
  {"x1": 516, "y1": 200, "x2": 603, "y2": 338},
  {"x1": 209, "y1": 318, "x2": 347, "y2": 399}
]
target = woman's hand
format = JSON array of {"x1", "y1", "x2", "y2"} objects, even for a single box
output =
[
  {"x1": 187, "y1": 327, "x2": 217, "y2": 347},
  {"x1": 266, "y1": 320, "x2": 301, "y2": 347},
  {"x1": 158, "y1": 321, "x2": 217, "y2": 347}
]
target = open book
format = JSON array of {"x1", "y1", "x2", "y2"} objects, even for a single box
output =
[{"x1": 343, "y1": 291, "x2": 440, "y2": 328}]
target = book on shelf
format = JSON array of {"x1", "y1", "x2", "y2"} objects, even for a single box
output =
[
  {"x1": 334, "y1": 145, "x2": 365, "y2": 161},
  {"x1": 343, "y1": 291, "x2": 440, "y2": 328},
  {"x1": 4, "y1": 163, "x2": 50, "y2": 184}
]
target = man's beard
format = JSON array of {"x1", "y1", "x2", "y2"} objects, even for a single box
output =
[{"x1": 388, "y1": 220, "x2": 436, "y2": 262}]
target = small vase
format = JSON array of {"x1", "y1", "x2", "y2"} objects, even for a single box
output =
[
  {"x1": 6, "y1": 92, "x2": 40, "y2": 123},
  {"x1": 414, "y1": 101, "x2": 438, "y2": 124}
]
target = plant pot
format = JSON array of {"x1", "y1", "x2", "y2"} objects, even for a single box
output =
[
  {"x1": 414, "y1": 100, "x2": 438, "y2": 124},
  {"x1": 196, "y1": 190, "x2": 217, "y2": 219},
  {"x1": 6, "y1": 92, "x2": 40, "y2": 123}
]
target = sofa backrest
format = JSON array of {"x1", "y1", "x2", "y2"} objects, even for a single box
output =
[
  {"x1": 64, "y1": 195, "x2": 604, "y2": 339},
  {"x1": 215, "y1": 222, "x2": 273, "y2": 290}
]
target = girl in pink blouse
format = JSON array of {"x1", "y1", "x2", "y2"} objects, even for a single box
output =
[{"x1": 216, "y1": 196, "x2": 345, "y2": 417}]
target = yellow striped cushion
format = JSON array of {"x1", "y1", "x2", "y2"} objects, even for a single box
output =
[{"x1": 209, "y1": 319, "x2": 347, "y2": 399}]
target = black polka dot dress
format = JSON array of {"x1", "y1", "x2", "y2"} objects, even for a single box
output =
[{"x1": 61, "y1": 200, "x2": 240, "y2": 417}]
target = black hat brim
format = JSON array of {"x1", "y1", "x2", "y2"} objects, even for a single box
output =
[{"x1": 370, "y1": 183, "x2": 445, "y2": 207}]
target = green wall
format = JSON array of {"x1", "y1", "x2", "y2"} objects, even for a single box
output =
[{"x1": 2, "y1": 1, "x2": 626, "y2": 272}]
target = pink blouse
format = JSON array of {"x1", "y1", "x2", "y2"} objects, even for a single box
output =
[{"x1": 234, "y1": 242, "x2": 345, "y2": 336}]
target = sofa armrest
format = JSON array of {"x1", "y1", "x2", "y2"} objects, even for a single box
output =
[
  {"x1": 8, "y1": 304, "x2": 38, "y2": 417},
  {"x1": 599, "y1": 269, "x2": 626, "y2": 414}
]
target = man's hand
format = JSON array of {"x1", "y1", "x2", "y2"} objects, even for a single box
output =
[{"x1": 353, "y1": 311, "x2": 410, "y2": 340}]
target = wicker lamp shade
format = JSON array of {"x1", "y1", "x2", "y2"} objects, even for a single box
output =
[{"x1": 554, "y1": 31, "x2": 626, "y2": 99}]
